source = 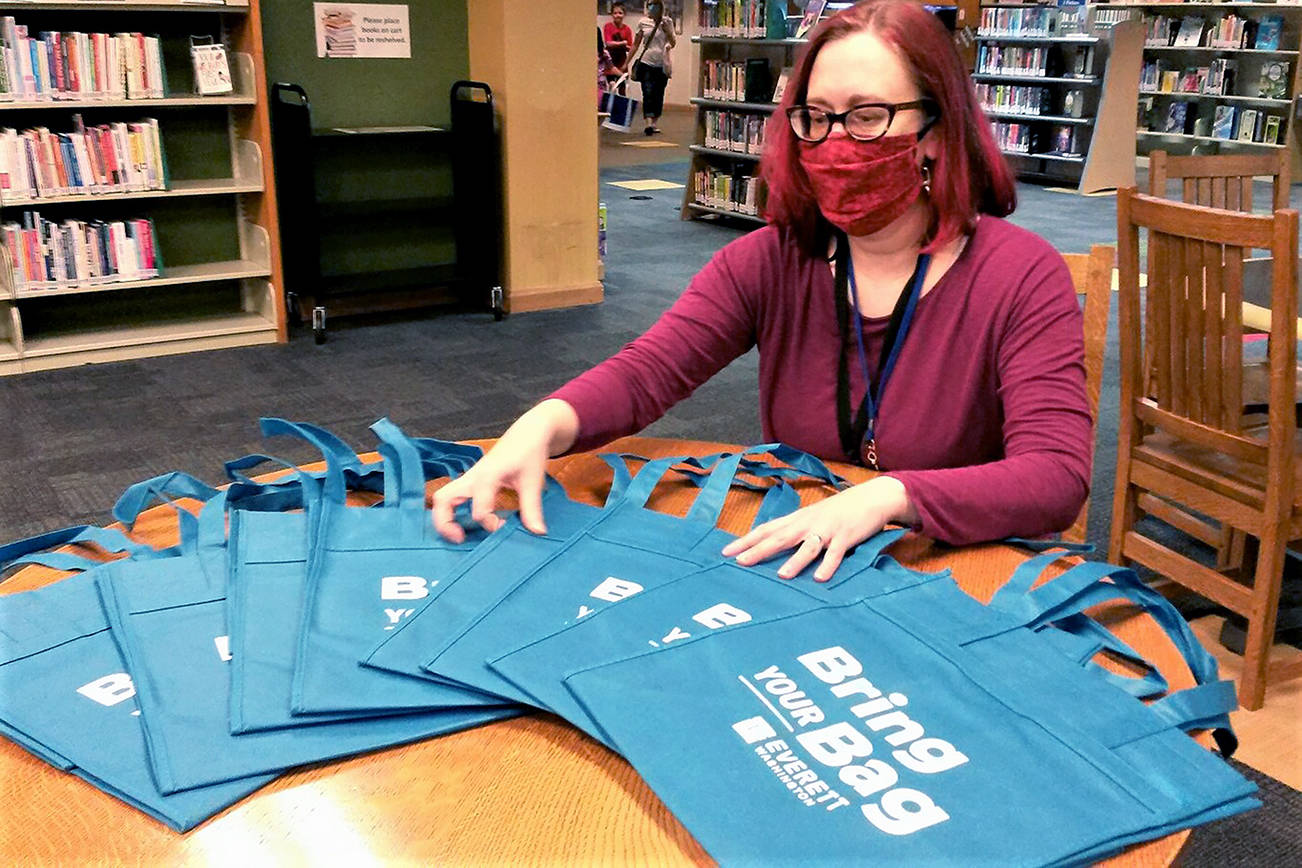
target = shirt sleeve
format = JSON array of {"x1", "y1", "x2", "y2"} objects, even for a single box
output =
[
  {"x1": 885, "y1": 252, "x2": 1093, "y2": 545},
  {"x1": 549, "y1": 237, "x2": 763, "y2": 453}
]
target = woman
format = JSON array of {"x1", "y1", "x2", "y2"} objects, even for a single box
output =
[
  {"x1": 433, "y1": 0, "x2": 1091, "y2": 581},
  {"x1": 628, "y1": 1, "x2": 675, "y2": 135}
]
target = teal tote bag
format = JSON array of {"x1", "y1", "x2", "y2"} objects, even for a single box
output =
[
  {"x1": 0, "y1": 525, "x2": 275, "y2": 830},
  {"x1": 361, "y1": 450, "x2": 814, "y2": 687},
  {"x1": 562, "y1": 593, "x2": 1256, "y2": 866},
  {"x1": 418, "y1": 446, "x2": 847, "y2": 702},
  {"x1": 95, "y1": 482, "x2": 519, "y2": 793}
]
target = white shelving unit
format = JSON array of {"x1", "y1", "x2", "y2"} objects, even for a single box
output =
[{"x1": 0, "y1": 0, "x2": 283, "y2": 374}]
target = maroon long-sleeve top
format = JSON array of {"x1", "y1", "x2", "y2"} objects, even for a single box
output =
[{"x1": 551, "y1": 215, "x2": 1092, "y2": 545}]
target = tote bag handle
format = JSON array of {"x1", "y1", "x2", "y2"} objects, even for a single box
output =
[{"x1": 0, "y1": 525, "x2": 157, "y2": 580}]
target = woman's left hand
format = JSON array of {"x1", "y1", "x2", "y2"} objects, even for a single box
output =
[{"x1": 721, "y1": 476, "x2": 917, "y2": 582}]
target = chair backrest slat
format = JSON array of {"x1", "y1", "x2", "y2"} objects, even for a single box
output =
[
  {"x1": 1202, "y1": 238, "x2": 1224, "y2": 426},
  {"x1": 1119, "y1": 188, "x2": 1297, "y2": 463},
  {"x1": 1223, "y1": 247, "x2": 1244, "y2": 432}
]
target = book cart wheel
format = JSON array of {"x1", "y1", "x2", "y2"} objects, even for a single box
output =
[{"x1": 312, "y1": 306, "x2": 327, "y2": 344}]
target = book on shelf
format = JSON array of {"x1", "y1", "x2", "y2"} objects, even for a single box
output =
[
  {"x1": 1160, "y1": 69, "x2": 1179, "y2": 93},
  {"x1": 1137, "y1": 96, "x2": 1156, "y2": 133},
  {"x1": 1061, "y1": 89, "x2": 1084, "y2": 118},
  {"x1": 795, "y1": 1, "x2": 829, "y2": 40},
  {"x1": 1263, "y1": 114, "x2": 1282, "y2": 145},
  {"x1": 2, "y1": 213, "x2": 161, "y2": 291},
  {"x1": 1047, "y1": 124, "x2": 1080, "y2": 158},
  {"x1": 693, "y1": 165, "x2": 762, "y2": 216},
  {"x1": 1254, "y1": 15, "x2": 1283, "y2": 52},
  {"x1": 190, "y1": 37, "x2": 233, "y2": 96},
  {"x1": 1173, "y1": 17, "x2": 1206, "y2": 49},
  {"x1": 1164, "y1": 101, "x2": 1188, "y2": 134},
  {"x1": 1258, "y1": 60, "x2": 1290, "y2": 99},
  {"x1": 0, "y1": 116, "x2": 168, "y2": 204},
  {"x1": 1205, "y1": 58, "x2": 1236, "y2": 96},
  {"x1": 1236, "y1": 108, "x2": 1258, "y2": 142},
  {"x1": 0, "y1": 17, "x2": 169, "y2": 103},
  {"x1": 743, "y1": 58, "x2": 772, "y2": 103},
  {"x1": 771, "y1": 66, "x2": 791, "y2": 103},
  {"x1": 1212, "y1": 104, "x2": 1236, "y2": 140}
]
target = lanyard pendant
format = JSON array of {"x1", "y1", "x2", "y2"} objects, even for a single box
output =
[{"x1": 861, "y1": 437, "x2": 879, "y2": 471}]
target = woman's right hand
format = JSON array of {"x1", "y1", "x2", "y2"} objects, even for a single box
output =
[{"x1": 431, "y1": 399, "x2": 580, "y2": 543}]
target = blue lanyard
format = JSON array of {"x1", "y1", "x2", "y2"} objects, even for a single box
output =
[{"x1": 847, "y1": 253, "x2": 930, "y2": 468}]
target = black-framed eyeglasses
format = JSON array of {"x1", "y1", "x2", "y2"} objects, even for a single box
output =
[{"x1": 786, "y1": 99, "x2": 940, "y2": 144}]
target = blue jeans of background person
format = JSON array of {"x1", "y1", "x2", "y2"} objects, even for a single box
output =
[{"x1": 640, "y1": 65, "x2": 668, "y2": 120}]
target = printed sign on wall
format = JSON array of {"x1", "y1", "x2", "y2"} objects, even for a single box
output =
[{"x1": 314, "y1": 3, "x2": 412, "y2": 59}]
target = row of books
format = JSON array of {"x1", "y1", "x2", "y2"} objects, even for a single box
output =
[
  {"x1": 698, "y1": 0, "x2": 771, "y2": 39},
  {"x1": 702, "y1": 60, "x2": 751, "y2": 101},
  {"x1": 977, "y1": 7, "x2": 1086, "y2": 39},
  {"x1": 976, "y1": 44, "x2": 1095, "y2": 78},
  {"x1": 702, "y1": 110, "x2": 766, "y2": 155},
  {"x1": 3, "y1": 214, "x2": 161, "y2": 291},
  {"x1": 0, "y1": 18, "x2": 168, "y2": 103},
  {"x1": 0, "y1": 117, "x2": 168, "y2": 204},
  {"x1": 1142, "y1": 58, "x2": 1234, "y2": 95},
  {"x1": 1143, "y1": 58, "x2": 1289, "y2": 98},
  {"x1": 1145, "y1": 14, "x2": 1284, "y2": 50},
  {"x1": 692, "y1": 167, "x2": 762, "y2": 217},
  {"x1": 992, "y1": 121, "x2": 1086, "y2": 159},
  {"x1": 975, "y1": 83, "x2": 1053, "y2": 117},
  {"x1": 1139, "y1": 99, "x2": 1284, "y2": 143}
]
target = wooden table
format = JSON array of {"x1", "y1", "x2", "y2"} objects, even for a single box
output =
[{"x1": 0, "y1": 437, "x2": 1203, "y2": 865}]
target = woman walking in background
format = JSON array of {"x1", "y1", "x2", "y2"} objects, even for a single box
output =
[{"x1": 629, "y1": 1, "x2": 676, "y2": 135}]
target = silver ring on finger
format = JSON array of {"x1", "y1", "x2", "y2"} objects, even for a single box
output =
[{"x1": 803, "y1": 532, "x2": 824, "y2": 550}]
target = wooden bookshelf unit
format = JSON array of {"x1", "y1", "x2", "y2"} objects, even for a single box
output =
[{"x1": 0, "y1": 0, "x2": 283, "y2": 375}]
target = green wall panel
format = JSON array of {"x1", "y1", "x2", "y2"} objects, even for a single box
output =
[{"x1": 260, "y1": 0, "x2": 469, "y2": 129}]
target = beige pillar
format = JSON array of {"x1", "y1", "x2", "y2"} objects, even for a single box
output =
[{"x1": 467, "y1": 0, "x2": 603, "y2": 313}]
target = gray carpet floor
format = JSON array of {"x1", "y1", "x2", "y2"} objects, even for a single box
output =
[{"x1": 0, "y1": 159, "x2": 1297, "y2": 862}]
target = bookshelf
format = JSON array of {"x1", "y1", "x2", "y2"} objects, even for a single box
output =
[
  {"x1": 0, "y1": 0, "x2": 283, "y2": 375},
  {"x1": 975, "y1": 4, "x2": 1145, "y2": 192},
  {"x1": 1125, "y1": 3, "x2": 1302, "y2": 167}
]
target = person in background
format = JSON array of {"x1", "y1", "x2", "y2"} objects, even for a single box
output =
[
  {"x1": 433, "y1": 0, "x2": 1090, "y2": 581},
  {"x1": 629, "y1": 1, "x2": 676, "y2": 135},
  {"x1": 603, "y1": 2, "x2": 633, "y2": 94}
]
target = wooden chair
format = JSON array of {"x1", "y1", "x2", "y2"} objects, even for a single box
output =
[
  {"x1": 1111, "y1": 188, "x2": 1302, "y2": 710},
  {"x1": 1147, "y1": 149, "x2": 1290, "y2": 213},
  {"x1": 1061, "y1": 244, "x2": 1115, "y2": 545}
]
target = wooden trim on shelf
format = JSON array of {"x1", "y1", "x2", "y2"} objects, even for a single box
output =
[
  {"x1": 691, "y1": 97, "x2": 777, "y2": 113},
  {"x1": 506, "y1": 281, "x2": 603, "y2": 314}
]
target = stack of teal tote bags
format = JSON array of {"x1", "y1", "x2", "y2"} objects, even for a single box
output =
[{"x1": 0, "y1": 417, "x2": 1259, "y2": 864}]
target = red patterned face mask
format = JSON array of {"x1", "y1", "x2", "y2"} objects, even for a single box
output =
[{"x1": 798, "y1": 134, "x2": 925, "y2": 236}]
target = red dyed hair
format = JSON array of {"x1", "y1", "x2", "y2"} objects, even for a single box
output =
[{"x1": 761, "y1": 0, "x2": 1016, "y2": 255}]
